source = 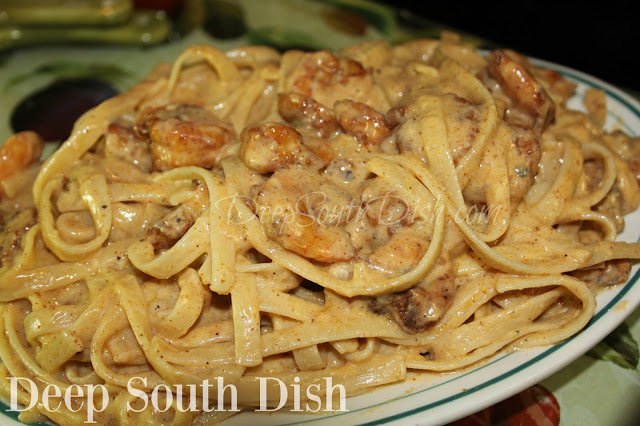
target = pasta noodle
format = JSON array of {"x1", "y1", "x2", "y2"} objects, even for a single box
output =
[{"x1": 1, "y1": 34, "x2": 640, "y2": 424}]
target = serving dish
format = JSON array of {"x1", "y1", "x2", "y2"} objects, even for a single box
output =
[
  {"x1": 1, "y1": 1, "x2": 639, "y2": 424},
  {"x1": 199, "y1": 60, "x2": 640, "y2": 426}
]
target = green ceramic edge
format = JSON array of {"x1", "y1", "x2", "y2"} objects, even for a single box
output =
[
  {"x1": 0, "y1": 0, "x2": 132, "y2": 26},
  {"x1": 0, "y1": 10, "x2": 171, "y2": 51}
]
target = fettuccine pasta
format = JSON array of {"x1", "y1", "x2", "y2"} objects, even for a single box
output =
[{"x1": 1, "y1": 34, "x2": 640, "y2": 424}]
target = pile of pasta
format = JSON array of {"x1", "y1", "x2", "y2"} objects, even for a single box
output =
[{"x1": 2, "y1": 34, "x2": 640, "y2": 424}]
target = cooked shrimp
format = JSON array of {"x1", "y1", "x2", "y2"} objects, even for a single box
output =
[
  {"x1": 101, "y1": 122, "x2": 152, "y2": 172},
  {"x1": 288, "y1": 50, "x2": 365, "y2": 97},
  {"x1": 135, "y1": 105, "x2": 235, "y2": 171},
  {"x1": 385, "y1": 105, "x2": 408, "y2": 129},
  {"x1": 338, "y1": 41, "x2": 414, "y2": 106},
  {"x1": 284, "y1": 50, "x2": 389, "y2": 111},
  {"x1": 256, "y1": 168, "x2": 356, "y2": 262},
  {"x1": 278, "y1": 92, "x2": 338, "y2": 138},
  {"x1": 349, "y1": 175, "x2": 431, "y2": 276},
  {"x1": 334, "y1": 99, "x2": 392, "y2": 147},
  {"x1": 360, "y1": 176, "x2": 410, "y2": 227},
  {"x1": 240, "y1": 122, "x2": 333, "y2": 173},
  {"x1": 338, "y1": 40, "x2": 393, "y2": 70},
  {"x1": 322, "y1": 158, "x2": 371, "y2": 198},
  {"x1": 0, "y1": 132, "x2": 42, "y2": 266},
  {"x1": 534, "y1": 67, "x2": 577, "y2": 105},
  {"x1": 0, "y1": 131, "x2": 44, "y2": 188},
  {"x1": 483, "y1": 49, "x2": 555, "y2": 132},
  {"x1": 366, "y1": 228, "x2": 429, "y2": 274},
  {"x1": 490, "y1": 48, "x2": 576, "y2": 105}
]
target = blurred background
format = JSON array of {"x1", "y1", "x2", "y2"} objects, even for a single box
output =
[
  {"x1": 2, "y1": 0, "x2": 635, "y2": 91},
  {"x1": 389, "y1": 0, "x2": 638, "y2": 92},
  {"x1": 1, "y1": 0, "x2": 638, "y2": 143}
]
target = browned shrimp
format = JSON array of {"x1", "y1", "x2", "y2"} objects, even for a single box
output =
[
  {"x1": 385, "y1": 105, "x2": 408, "y2": 129},
  {"x1": 502, "y1": 48, "x2": 577, "y2": 105},
  {"x1": 240, "y1": 122, "x2": 333, "y2": 173},
  {"x1": 0, "y1": 131, "x2": 44, "y2": 190},
  {"x1": 334, "y1": 99, "x2": 392, "y2": 147},
  {"x1": 349, "y1": 176, "x2": 431, "y2": 276},
  {"x1": 135, "y1": 105, "x2": 235, "y2": 171},
  {"x1": 101, "y1": 122, "x2": 152, "y2": 172},
  {"x1": 256, "y1": 168, "x2": 357, "y2": 263},
  {"x1": 285, "y1": 50, "x2": 389, "y2": 111},
  {"x1": 289, "y1": 50, "x2": 366, "y2": 97},
  {"x1": 278, "y1": 92, "x2": 338, "y2": 139},
  {"x1": 484, "y1": 49, "x2": 555, "y2": 132},
  {"x1": 366, "y1": 229, "x2": 429, "y2": 274},
  {"x1": 360, "y1": 176, "x2": 410, "y2": 227},
  {"x1": 534, "y1": 67, "x2": 577, "y2": 105}
]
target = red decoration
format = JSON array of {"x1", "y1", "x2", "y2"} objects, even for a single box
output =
[{"x1": 449, "y1": 384, "x2": 560, "y2": 426}]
